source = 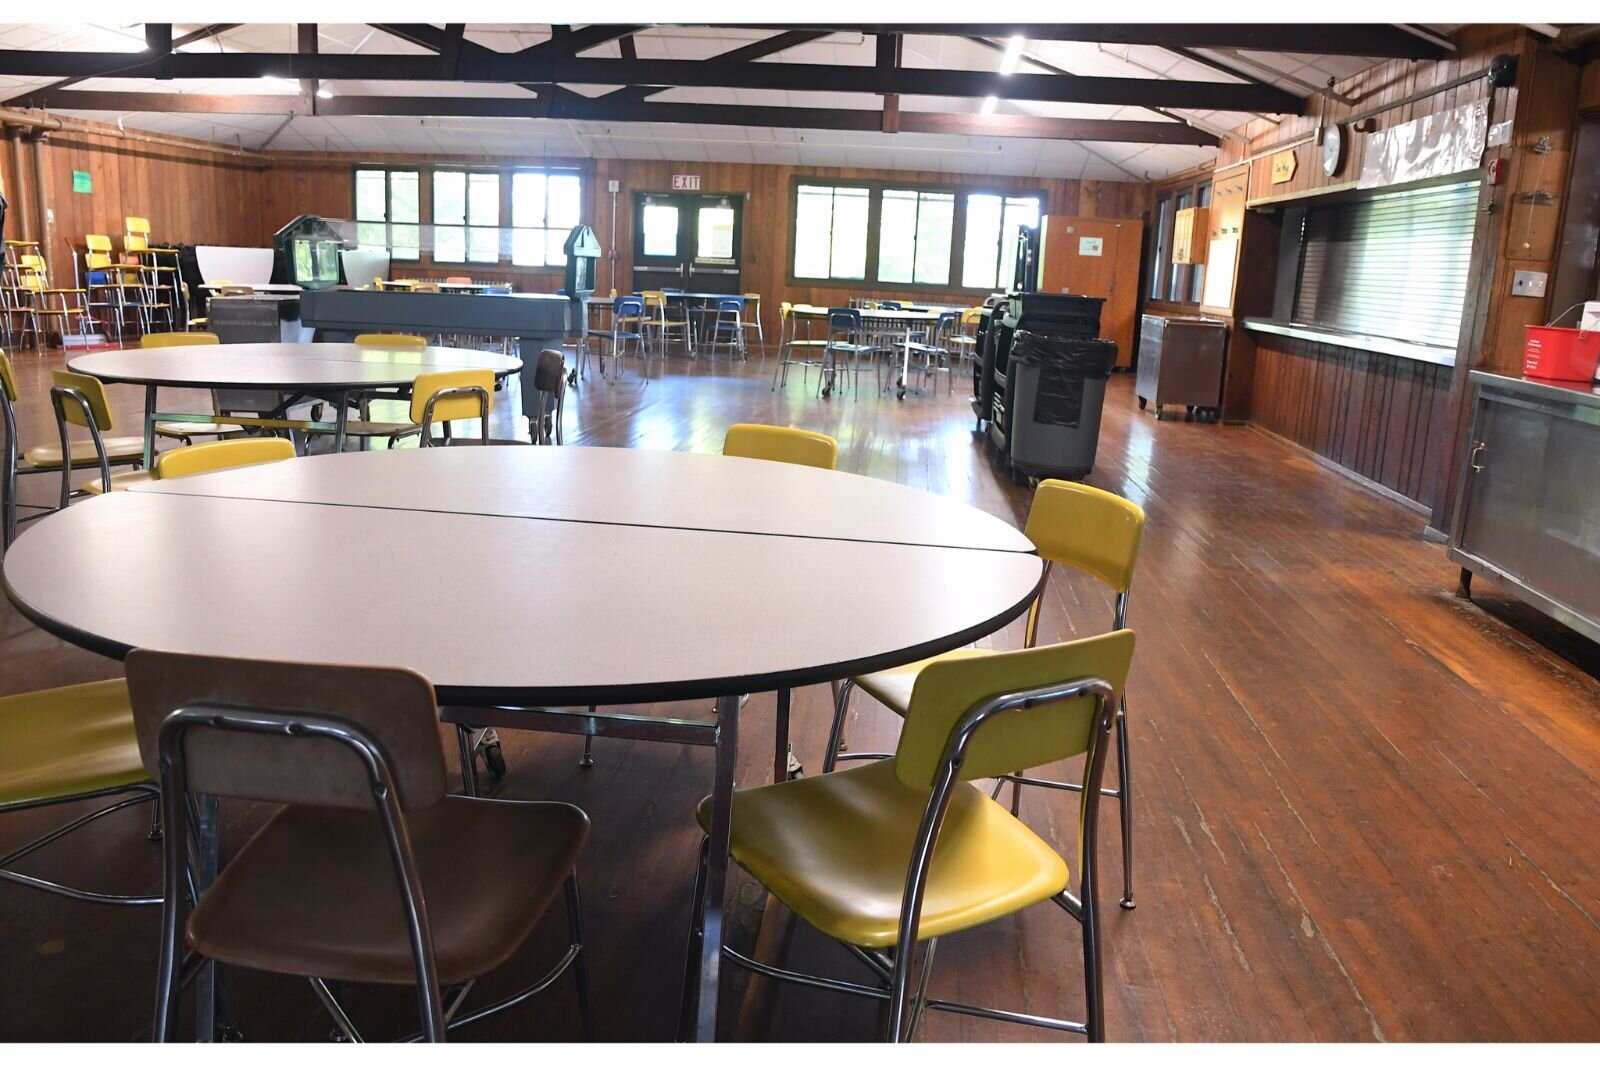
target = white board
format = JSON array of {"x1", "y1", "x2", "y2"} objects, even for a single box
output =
[
  {"x1": 195, "y1": 246, "x2": 275, "y2": 286},
  {"x1": 1201, "y1": 237, "x2": 1238, "y2": 311}
]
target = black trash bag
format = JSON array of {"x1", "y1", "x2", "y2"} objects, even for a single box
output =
[{"x1": 1010, "y1": 331, "x2": 1118, "y2": 428}]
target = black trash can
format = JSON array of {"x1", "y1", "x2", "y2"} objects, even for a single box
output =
[{"x1": 1006, "y1": 331, "x2": 1118, "y2": 481}]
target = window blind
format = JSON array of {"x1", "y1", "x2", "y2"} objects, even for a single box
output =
[{"x1": 1293, "y1": 180, "x2": 1479, "y2": 350}]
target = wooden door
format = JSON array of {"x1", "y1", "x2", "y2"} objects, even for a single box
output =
[{"x1": 1037, "y1": 215, "x2": 1144, "y2": 369}]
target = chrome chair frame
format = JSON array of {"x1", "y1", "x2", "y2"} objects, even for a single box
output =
[
  {"x1": 50, "y1": 384, "x2": 123, "y2": 509},
  {"x1": 417, "y1": 385, "x2": 491, "y2": 447},
  {"x1": 681, "y1": 674, "x2": 1119, "y2": 1042},
  {"x1": 824, "y1": 562, "x2": 1139, "y2": 909},
  {"x1": 819, "y1": 308, "x2": 883, "y2": 399},
  {"x1": 769, "y1": 305, "x2": 826, "y2": 390},
  {"x1": 151, "y1": 704, "x2": 592, "y2": 1043},
  {"x1": 3, "y1": 372, "x2": 62, "y2": 546},
  {"x1": 705, "y1": 297, "x2": 748, "y2": 361},
  {"x1": 0, "y1": 782, "x2": 162, "y2": 905},
  {"x1": 610, "y1": 296, "x2": 650, "y2": 381}
]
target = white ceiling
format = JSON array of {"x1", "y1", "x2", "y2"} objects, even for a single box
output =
[{"x1": 0, "y1": 23, "x2": 1444, "y2": 181}]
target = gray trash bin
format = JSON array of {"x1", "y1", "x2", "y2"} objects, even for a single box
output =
[{"x1": 1006, "y1": 331, "x2": 1118, "y2": 481}]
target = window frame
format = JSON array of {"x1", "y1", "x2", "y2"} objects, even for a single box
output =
[
  {"x1": 876, "y1": 187, "x2": 957, "y2": 287},
  {"x1": 786, "y1": 176, "x2": 1046, "y2": 295},
  {"x1": 511, "y1": 167, "x2": 585, "y2": 268},
  {"x1": 350, "y1": 163, "x2": 585, "y2": 273},
  {"x1": 960, "y1": 190, "x2": 1043, "y2": 293},
  {"x1": 1145, "y1": 174, "x2": 1212, "y2": 311},
  {"x1": 354, "y1": 167, "x2": 422, "y2": 262},
  {"x1": 430, "y1": 168, "x2": 503, "y2": 265}
]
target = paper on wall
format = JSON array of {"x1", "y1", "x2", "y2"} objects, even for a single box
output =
[{"x1": 1201, "y1": 237, "x2": 1237, "y2": 310}]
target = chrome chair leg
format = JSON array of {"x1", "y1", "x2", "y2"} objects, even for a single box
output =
[
  {"x1": 822, "y1": 678, "x2": 855, "y2": 773},
  {"x1": 676, "y1": 835, "x2": 712, "y2": 1042},
  {"x1": 564, "y1": 873, "x2": 595, "y2": 1041},
  {"x1": 1117, "y1": 699, "x2": 1134, "y2": 909}
]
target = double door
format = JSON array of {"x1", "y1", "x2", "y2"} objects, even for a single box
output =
[{"x1": 633, "y1": 192, "x2": 743, "y2": 295}]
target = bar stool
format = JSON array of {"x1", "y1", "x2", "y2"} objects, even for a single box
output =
[{"x1": 740, "y1": 293, "x2": 765, "y2": 356}]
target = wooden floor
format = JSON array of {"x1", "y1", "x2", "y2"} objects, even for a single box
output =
[{"x1": 2, "y1": 344, "x2": 1598, "y2": 1042}]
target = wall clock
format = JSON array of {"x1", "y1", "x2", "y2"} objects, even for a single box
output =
[{"x1": 1322, "y1": 123, "x2": 1346, "y2": 177}]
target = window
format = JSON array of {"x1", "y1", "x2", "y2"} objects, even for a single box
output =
[
  {"x1": 1147, "y1": 195, "x2": 1173, "y2": 300},
  {"x1": 433, "y1": 171, "x2": 501, "y2": 264},
  {"x1": 355, "y1": 168, "x2": 420, "y2": 260},
  {"x1": 877, "y1": 189, "x2": 954, "y2": 286},
  {"x1": 1167, "y1": 190, "x2": 1193, "y2": 302},
  {"x1": 698, "y1": 204, "x2": 736, "y2": 261},
  {"x1": 793, "y1": 184, "x2": 869, "y2": 281},
  {"x1": 961, "y1": 193, "x2": 1040, "y2": 291},
  {"x1": 511, "y1": 170, "x2": 582, "y2": 266},
  {"x1": 1287, "y1": 180, "x2": 1479, "y2": 350}
]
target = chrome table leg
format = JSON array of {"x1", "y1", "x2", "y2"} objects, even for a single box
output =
[{"x1": 695, "y1": 693, "x2": 741, "y2": 1042}]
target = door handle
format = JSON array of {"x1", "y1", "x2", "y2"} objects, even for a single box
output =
[{"x1": 1468, "y1": 441, "x2": 1486, "y2": 472}]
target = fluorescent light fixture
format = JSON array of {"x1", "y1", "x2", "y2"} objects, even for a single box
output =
[
  {"x1": 316, "y1": 86, "x2": 334, "y2": 99},
  {"x1": 980, "y1": 95, "x2": 999, "y2": 117},
  {"x1": 999, "y1": 36, "x2": 1025, "y2": 75}
]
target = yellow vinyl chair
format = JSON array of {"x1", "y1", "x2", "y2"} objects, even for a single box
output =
[
  {"x1": 49, "y1": 369, "x2": 156, "y2": 497},
  {"x1": 3, "y1": 351, "x2": 138, "y2": 545},
  {"x1": 316, "y1": 369, "x2": 499, "y2": 450},
  {"x1": 1, "y1": 678, "x2": 160, "y2": 906},
  {"x1": 140, "y1": 331, "x2": 245, "y2": 444},
  {"x1": 723, "y1": 423, "x2": 838, "y2": 471},
  {"x1": 155, "y1": 437, "x2": 296, "y2": 480},
  {"x1": 354, "y1": 333, "x2": 427, "y2": 348},
  {"x1": 682, "y1": 630, "x2": 1135, "y2": 1042},
  {"x1": 825, "y1": 480, "x2": 1146, "y2": 908}
]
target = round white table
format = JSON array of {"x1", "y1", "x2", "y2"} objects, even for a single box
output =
[
  {"x1": 2, "y1": 446, "x2": 1042, "y2": 1040},
  {"x1": 68, "y1": 342, "x2": 524, "y2": 465}
]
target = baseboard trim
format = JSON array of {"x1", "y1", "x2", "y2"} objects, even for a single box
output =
[{"x1": 1247, "y1": 423, "x2": 1431, "y2": 517}]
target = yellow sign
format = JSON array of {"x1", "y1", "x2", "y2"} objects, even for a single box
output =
[{"x1": 1270, "y1": 150, "x2": 1298, "y2": 184}]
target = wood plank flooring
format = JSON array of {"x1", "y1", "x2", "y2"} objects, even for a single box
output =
[{"x1": 1, "y1": 345, "x2": 1597, "y2": 1042}]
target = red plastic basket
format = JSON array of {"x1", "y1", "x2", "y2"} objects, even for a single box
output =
[{"x1": 1523, "y1": 325, "x2": 1600, "y2": 383}]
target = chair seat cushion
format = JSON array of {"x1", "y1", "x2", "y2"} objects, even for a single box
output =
[
  {"x1": 697, "y1": 759, "x2": 1068, "y2": 948},
  {"x1": 0, "y1": 679, "x2": 147, "y2": 806},
  {"x1": 853, "y1": 647, "x2": 996, "y2": 716},
  {"x1": 23, "y1": 437, "x2": 145, "y2": 469},
  {"x1": 188, "y1": 797, "x2": 588, "y2": 986},
  {"x1": 81, "y1": 469, "x2": 157, "y2": 495},
  {"x1": 154, "y1": 421, "x2": 245, "y2": 439}
]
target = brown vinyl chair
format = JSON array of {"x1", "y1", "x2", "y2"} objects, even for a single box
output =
[
  {"x1": 126, "y1": 651, "x2": 594, "y2": 1043},
  {"x1": 529, "y1": 349, "x2": 567, "y2": 445}
]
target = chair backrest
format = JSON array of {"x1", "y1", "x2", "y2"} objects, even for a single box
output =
[
  {"x1": 443, "y1": 276, "x2": 473, "y2": 285},
  {"x1": 879, "y1": 301, "x2": 902, "y2": 311},
  {"x1": 155, "y1": 437, "x2": 296, "y2": 480},
  {"x1": 409, "y1": 369, "x2": 494, "y2": 426},
  {"x1": 533, "y1": 349, "x2": 566, "y2": 396},
  {"x1": 356, "y1": 333, "x2": 427, "y2": 348},
  {"x1": 125, "y1": 650, "x2": 447, "y2": 812},
  {"x1": 613, "y1": 296, "x2": 644, "y2": 317},
  {"x1": 961, "y1": 307, "x2": 983, "y2": 327},
  {"x1": 723, "y1": 423, "x2": 838, "y2": 471},
  {"x1": 828, "y1": 308, "x2": 861, "y2": 336},
  {"x1": 217, "y1": 285, "x2": 255, "y2": 297},
  {"x1": 895, "y1": 629, "x2": 1135, "y2": 790},
  {"x1": 412, "y1": 282, "x2": 441, "y2": 293},
  {"x1": 1023, "y1": 480, "x2": 1144, "y2": 595},
  {"x1": 716, "y1": 297, "x2": 743, "y2": 315},
  {"x1": 125, "y1": 216, "x2": 153, "y2": 237},
  {"x1": 0, "y1": 350, "x2": 17, "y2": 405},
  {"x1": 142, "y1": 331, "x2": 219, "y2": 348},
  {"x1": 86, "y1": 252, "x2": 115, "y2": 271},
  {"x1": 85, "y1": 234, "x2": 114, "y2": 253},
  {"x1": 50, "y1": 369, "x2": 115, "y2": 430},
  {"x1": 743, "y1": 293, "x2": 761, "y2": 308}
]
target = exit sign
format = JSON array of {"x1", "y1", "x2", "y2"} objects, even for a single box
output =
[{"x1": 672, "y1": 174, "x2": 701, "y2": 190}]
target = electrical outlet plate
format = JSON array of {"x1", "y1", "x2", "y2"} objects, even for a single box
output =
[
  {"x1": 607, "y1": 179, "x2": 620, "y2": 192},
  {"x1": 1511, "y1": 270, "x2": 1548, "y2": 297}
]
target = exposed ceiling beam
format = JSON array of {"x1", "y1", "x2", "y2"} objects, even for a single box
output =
[
  {"x1": 1161, "y1": 45, "x2": 1281, "y2": 89},
  {"x1": 145, "y1": 24, "x2": 173, "y2": 57},
  {"x1": 516, "y1": 25, "x2": 644, "y2": 57},
  {"x1": 602, "y1": 29, "x2": 829, "y2": 104},
  {"x1": 724, "y1": 24, "x2": 1451, "y2": 59},
  {"x1": 27, "y1": 88, "x2": 1220, "y2": 145},
  {"x1": 3, "y1": 23, "x2": 239, "y2": 106},
  {"x1": 297, "y1": 23, "x2": 318, "y2": 116},
  {"x1": 0, "y1": 51, "x2": 1304, "y2": 112}
]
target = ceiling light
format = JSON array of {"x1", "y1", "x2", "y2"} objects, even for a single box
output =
[
  {"x1": 981, "y1": 95, "x2": 999, "y2": 117},
  {"x1": 316, "y1": 86, "x2": 334, "y2": 99},
  {"x1": 999, "y1": 36, "x2": 1025, "y2": 75}
]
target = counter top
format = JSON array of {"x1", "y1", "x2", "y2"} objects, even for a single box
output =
[
  {"x1": 1243, "y1": 318, "x2": 1456, "y2": 367},
  {"x1": 1470, "y1": 370, "x2": 1600, "y2": 412}
]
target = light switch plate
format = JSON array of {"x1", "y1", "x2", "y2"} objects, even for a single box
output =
[
  {"x1": 1511, "y1": 270, "x2": 1548, "y2": 297},
  {"x1": 607, "y1": 179, "x2": 620, "y2": 192}
]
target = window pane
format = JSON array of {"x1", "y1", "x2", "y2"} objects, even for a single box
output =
[
  {"x1": 434, "y1": 226, "x2": 465, "y2": 263},
  {"x1": 390, "y1": 172, "x2": 420, "y2": 225},
  {"x1": 511, "y1": 229, "x2": 544, "y2": 267},
  {"x1": 512, "y1": 172, "x2": 547, "y2": 228},
  {"x1": 829, "y1": 188, "x2": 868, "y2": 280},
  {"x1": 1197, "y1": 182, "x2": 1212, "y2": 208},
  {"x1": 793, "y1": 186, "x2": 835, "y2": 278},
  {"x1": 962, "y1": 193, "x2": 1002, "y2": 290},
  {"x1": 877, "y1": 190, "x2": 917, "y2": 284},
  {"x1": 548, "y1": 175, "x2": 581, "y2": 228},
  {"x1": 468, "y1": 226, "x2": 499, "y2": 264},
  {"x1": 914, "y1": 193, "x2": 955, "y2": 286},
  {"x1": 433, "y1": 172, "x2": 466, "y2": 226},
  {"x1": 468, "y1": 173, "x2": 499, "y2": 227},
  {"x1": 1149, "y1": 197, "x2": 1172, "y2": 299},
  {"x1": 356, "y1": 221, "x2": 388, "y2": 251},
  {"x1": 697, "y1": 206, "x2": 735, "y2": 260},
  {"x1": 642, "y1": 203, "x2": 679, "y2": 257},
  {"x1": 355, "y1": 170, "x2": 387, "y2": 222},
  {"x1": 1190, "y1": 263, "x2": 1207, "y2": 304},
  {"x1": 546, "y1": 229, "x2": 567, "y2": 266},
  {"x1": 391, "y1": 224, "x2": 420, "y2": 261}
]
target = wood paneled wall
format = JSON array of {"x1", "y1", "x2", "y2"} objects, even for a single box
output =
[
  {"x1": 256, "y1": 153, "x2": 1149, "y2": 328},
  {"x1": 1249, "y1": 336, "x2": 1454, "y2": 511}
]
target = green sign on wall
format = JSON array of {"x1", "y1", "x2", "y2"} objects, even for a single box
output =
[{"x1": 72, "y1": 170, "x2": 91, "y2": 193}]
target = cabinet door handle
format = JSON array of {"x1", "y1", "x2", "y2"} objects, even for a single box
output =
[{"x1": 1468, "y1": 441, "x2": 1487, "y2": 472}]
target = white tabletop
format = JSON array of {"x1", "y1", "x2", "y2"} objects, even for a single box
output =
[
  {"x1": 200, "y1": 283, "x2": 303, "y2": 294},
  {"x1": 4, "y1": 449, "x2": 1043, "y2": 705},
  {"x1": 792, "y1": 304, "x2": 943, "y2": 321},
  {"x1": 67, "y1": 342, "x2": 523, "y2": 391}
]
